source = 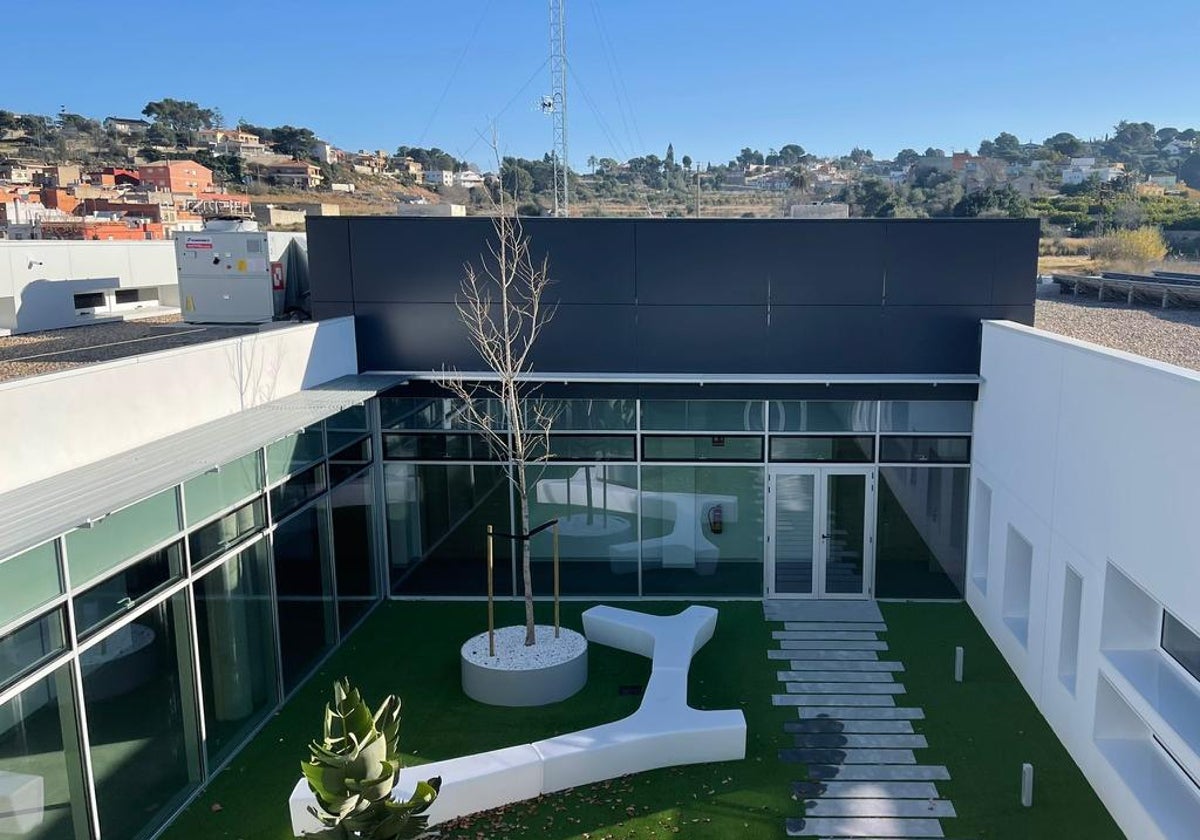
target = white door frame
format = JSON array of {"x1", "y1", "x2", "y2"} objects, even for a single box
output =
[{"x1": 766, "y1": 465, "x2": 876, "y2": 599}]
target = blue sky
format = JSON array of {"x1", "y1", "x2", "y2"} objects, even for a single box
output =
[{"x1": 4, "y1": 0, "x2": 1196, "y2": 168}]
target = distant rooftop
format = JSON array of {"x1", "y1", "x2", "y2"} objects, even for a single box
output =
[
  {"x1": 1034, "y1": 293, "x2": 1200, "y2": 372},
  {"x1": 0, "y1": 316, "x2": 257, "y2": 383}
]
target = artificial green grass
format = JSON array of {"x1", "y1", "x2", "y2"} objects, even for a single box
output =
[
  {"x1": 161, "y1": 600, "x2": 793, "y2": 840},
  {"x1": 880, "y1": 601, "x2": 1125, "y2": 839},
  {"x1": 162, "y1": 600, "x2": 1124, "y2": 840}
]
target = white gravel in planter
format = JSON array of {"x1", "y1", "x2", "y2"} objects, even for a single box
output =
[{"x1": 461, "y1": 624, "x2": 587, "y2": 671}]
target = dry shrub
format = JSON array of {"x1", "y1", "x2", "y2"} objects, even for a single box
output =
[{"x1": 1090, "y1": 226, "x2": 1168, "y2": 268}]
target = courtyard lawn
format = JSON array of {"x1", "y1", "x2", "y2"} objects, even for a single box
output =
[
  {"x1": 881, "y1": 601, "x2": 1124, "y2": 840},
  {"x1": 161, "y1": 599, "x2": 1123, "y2": 840}
]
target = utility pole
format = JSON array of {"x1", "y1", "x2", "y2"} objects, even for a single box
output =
[
  {"x1": 548, "y1": 0, "x2": 569, "y2": 217},
  {"x1": 695, "y1": 170, "x2": 701, "y2": 217}
]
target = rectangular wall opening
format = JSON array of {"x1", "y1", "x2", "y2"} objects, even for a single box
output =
[
  {"x1": 970, "y1": 479, "x2": 992, "y2": 595},
  {"x1": 1002, "y1": 525, "x2": 1032, "y2": 647},
  {"x1": 1094, "y1": 676, "x2": 1200, "y2": 839},
  {"x1": 1059, "y1": 565, "x2": 1084, "y2": 694}
]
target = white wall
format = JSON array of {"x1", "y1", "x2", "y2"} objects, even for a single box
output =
[
  {"x1": 0, "y1": 240, "x2": 177, "y2": 333},
  {"x1": 0, "y1": 317, "x2": 358, "y2": 493},
  {"x1": 968, "y1": 320, "x2": 1200, "y2": 840}
]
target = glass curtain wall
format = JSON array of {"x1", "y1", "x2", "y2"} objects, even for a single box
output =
[
  {"x1": 0, "y1": 399, "x2": 387, "y2": 840},
  {"x1": 382, "y1": 394, "x2": 974, "y2": 600}
]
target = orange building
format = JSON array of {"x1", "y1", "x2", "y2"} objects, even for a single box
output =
[
  {"x1": 137, "y1": 160, "x2": 213, "y2": 196},
  {"x1": 38, "y1": 219, "x2": 166, "y2": 240}
]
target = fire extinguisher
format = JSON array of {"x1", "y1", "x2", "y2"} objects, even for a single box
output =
[{"x1": 707, "y1": 504, "x2": 724, "y2": 535}]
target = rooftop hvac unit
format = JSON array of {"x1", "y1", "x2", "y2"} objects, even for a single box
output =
[{"x1": 175, "y1": 230, "x2": 309, "y2": 324}]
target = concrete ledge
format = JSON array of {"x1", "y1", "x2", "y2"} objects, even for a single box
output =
[{"x1": 288, "y1": 605, "x2": 747, "y2": 834}]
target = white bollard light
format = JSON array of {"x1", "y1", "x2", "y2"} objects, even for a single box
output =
[
  {"x1": 954, "y1": 646, "x2": 964, "y2": 683},
  {"x1": 1021, "y1": 762, "x2": 1034, "y2": 807}
]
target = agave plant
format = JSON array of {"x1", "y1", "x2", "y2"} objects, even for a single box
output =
[{"x1": 301, "y1": 678, "x2": 440, "y2": 839}]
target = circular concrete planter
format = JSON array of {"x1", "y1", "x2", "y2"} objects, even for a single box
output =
[{"x1": 461, "y1": 625, "x2": 588, "y2": 707}]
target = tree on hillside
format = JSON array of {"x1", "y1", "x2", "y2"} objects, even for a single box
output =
[
  {"x1": 142, "y1": 99, "x2": 216, "y2": 134},
  {"x1": 978, "y1": 131, "x2": 1022, "y2": 161},
  {"x1": 839, "y1": 177, "x2": 899, "y2": 217},
  {"x1": 778, "y1": 144, "x2": 807, "y2": 166},
  {"x1": 665, "y1": 142, "x2": 676, "y2": 170},
  {"x1": 396, "y1": 146, "x2": 461, "y2": 172},
  {"x1": 849, "y1": 147, "x2": 873, "y2": 165},
  {"x1": 923, "y1": 147, "x2": 946, "y2": 157},
  {"x1": 952, "y1": 185, "x2": 1028, "y2": 218},
  {"x1": 787, "y1": 166, "x2": 810, "y2": 193},
  {"x1": 271, "y1": 125, "x2": 317, "y2": 160},
  {"x1": 895, "y1": 148, "x2": 921, "y2": 168},
  {"x1": 1044, "y1": 132, "x2": 1085, "y2": 157},
  {"x1": 681, "y1": 154, "x2": 692, "y2": 172},
  {"x1": 501, "y1": 159, "x2": 535, "y2": 198},
  {"x1": 238, "y1": 122, "x2": 275, "y2": 143},
  {"x1": 1180, "y1": 154, "x2": 1200, "y2": 190},
  {"x1": 736, "y1": 147, "x2": 764, "y2": 167}
]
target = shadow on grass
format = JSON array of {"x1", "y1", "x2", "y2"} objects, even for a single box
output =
[{"x1": 161, "y1": 599, "x2": 793, "y2": 840}]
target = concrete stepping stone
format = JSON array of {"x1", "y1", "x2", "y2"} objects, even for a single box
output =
[
  {"x1": 769, "y1": 649, "x2": 880, "y2": 661},
  {"x1": 792, "y1": 780, "x2": 939, "y2": 799},
  {"x1": 777, "y1": 670, "x2": 896, "y2": 683},
  {"x1": 785, "y1": 816, "x2": 944, "y2": 837},
  {"x1": 784, "y1": 659, "x2": 903, "y2": 671},
  {"x1": 784, "y1": 682, "x2": 906, "y2": 694},
  {"x1": 793, "y1": 733, "x2": 928, "y2": 749},
  {"x1": 802, "y1": 798, "x2": 956, "y2": 818},
  {"x1": 774, "y1": 694, "x2": 897, "y2": 707},
  {"x1": 789, "y1": 719, "x2": 915, "y2": 735},
  {"x1": 807, "y1": 764, "x2": 951, "y2": 781},
  {"x1": 773, "y1": 630, "x2": 880, "y2": 641},
  {"x1": 780, "y1": 748, "x2": 917, "y2": 765},
  {"x1": 782, "y1": 622, "x2": 888, "y2": 632},
  {"x1": 763, "y1": 600, "x2": 884, "y2": 623},
  {"x1": 798, "y1": 707, "x2": 924, "y2": 720},
  {"x1": 780, "y1": 640, "x2": 888, "y2": 651}
]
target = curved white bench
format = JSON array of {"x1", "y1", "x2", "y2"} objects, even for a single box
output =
[{"x1": 288, "y1": 605, "x2": 747, "y2": 834}]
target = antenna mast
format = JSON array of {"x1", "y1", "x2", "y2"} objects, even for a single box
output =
[{"x1": 549, "y1": 0, "x2": 569, "y2": 216}]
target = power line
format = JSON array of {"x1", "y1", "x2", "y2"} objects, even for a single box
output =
[
  {"x1": 567, "y1": 63, "x2": 627, "y2": 162},
  {"x1": 460, "y1": 58, "x2": 551, "y2": 163},
  {"x1": 419, "y1": 0, "x2": 496, "y2": 147},
  {"x1": 589, "y1": 0, "x2": 643, "y2": 155}
]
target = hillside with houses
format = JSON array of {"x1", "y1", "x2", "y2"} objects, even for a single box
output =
[{"x1": 2, "y1": 103, "x2": 1199, "y2": 253}]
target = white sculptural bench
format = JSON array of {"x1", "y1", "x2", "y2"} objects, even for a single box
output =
[{"x1": 289, "y1": 605, "x2": 747, "y2": 832}]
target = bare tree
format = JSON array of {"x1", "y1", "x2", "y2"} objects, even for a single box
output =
[{"x1": 438, "y1": 204, "x2": 556, "y2": 647}]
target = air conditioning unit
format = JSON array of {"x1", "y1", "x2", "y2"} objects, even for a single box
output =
[{"x1": 175, "y1": 227, "x2": 308, "y2": 324}]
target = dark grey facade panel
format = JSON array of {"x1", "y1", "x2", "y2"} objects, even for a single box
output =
[
  {"x1": 634, "y1": 305, "x2": 769, "y2": 372},
  {"x1": 307, "y1": 217, "x2": 1037, "y2": 376},
  {"x1": 391, "y1": 380, "x2": 980, "y2": 402},
  {"x1": 307, "y1": 218, "x2": 352, "y2": 303}
]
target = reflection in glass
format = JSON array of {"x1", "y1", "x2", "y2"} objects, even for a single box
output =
[
  {"x1": 270, "y1": 463, "x2": 327, "y2": 521},
  {"x1": 527, "y1": 464, "x2": 639, "y2": 595},
  {"x1": 879, "y1": 401, "x2": 973, "y2": 433},
  {"x1": 188, "y1": 499, "x2": 266, "y2": 568},
  {"x1": 640, "y1": 466, "x2": 763, "y2": 595},
  {"x1": 544, "y1": 435, "x2": 636, "y2": 461},
  {"x1": 1162, "y1": 612, "x2": 1200, "y2": 685},
  {"x1": 380, "y1": 397, "x2": 504, "y2": 431},
  {"x1": 772, "y1": 473, "x2": 815, "y2": 595},
  {"x1": 642, "y1": 435, "x2": 763, "y2": 462},
  {"x1": 183, "y1": 452, "x2": 262, "y2": 526},
  {"x1": 75, "y1": 543, "x2": 182, "y2": 639},
  {"x1": 824, "y1": 473, "x2": 867, "y2": 595},
  {"x1": 769, "y1": 436, "x2": 874, "y2": 463},
  {"x1": 385, "y1": 464, "x2": 513, "y2": 596},
  {"x1": 641, "y1": 400, "x2": 765, "y2": 432},
  {"x1": 770, "y1": 401, "x2": 877, "y2": 432},
  {"x1": 82, "y1": 592, "x2": 199, "y2": 840},
  {"x1": 332, "y1": 473, "x2": 379, "y2": 630},
  {"x1": 0, "y1": 541, "x2": 62, "y2": 628},
  {"x1": 525, "y1": 398, "x2": 636, "y2": 430},
  {"x1": 383, "y1": 434, "x2": 498, "y2": 461},
  {"x1": 879, "y1": 436, "x2": 970, "y2": 464},
  {"x1": 0, "y1": 610, "x2": 67, "y2": 691},
  {"x1": 194, "y1": 541, "x2": 278, "y2": 767},
  {"x1": 875, "y1": 467, "x2": 969, "y2": 598},
  {"x1": 0, "y1": 664, "x2": 90, "y2": 840},
  {"x1": 65, "y1": 489, "x2": 180, "y2": 588},
  {"x1": 273, "y1": 502, "x2": 337, "y2": 690},
  {"x1": 266, "y1": 425, "x2": 324, "y2": 482}
]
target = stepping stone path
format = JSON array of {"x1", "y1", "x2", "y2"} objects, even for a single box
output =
[{"x1": 764, "y1": 599, "x2": 958, "y2": 839}]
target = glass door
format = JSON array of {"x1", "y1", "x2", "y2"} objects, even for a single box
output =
[
  {"x1": 818, "y1": 469, "x2": 873, "y2": 598},
  {"x1": 768, "y1": 469, "x2": 818, "y2": 595},
  {"x1": 767, "y1": 466, "x2": 875, "y2": 599}
]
